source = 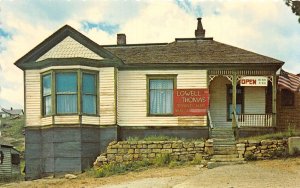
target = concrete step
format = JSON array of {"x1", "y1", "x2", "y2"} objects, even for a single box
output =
[
  {"x1": 212, "y1": 154, "x2": 239, "y2": 159},
  {"x1": 210, "y1": 158, "x2": 244, "y2": 162},
  {"x1": 207, "y1": 161, "x2": 247, "y2": 169},
  {"x1": 214, "y1": 151, "x2": 237, "y2": 155}
]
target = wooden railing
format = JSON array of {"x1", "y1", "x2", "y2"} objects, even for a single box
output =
[
  {"x1": 232, "y1": 110, "x2": 239, "y2": 128},
  {"x1": 238, "y1": 114, "x2": 274, "y2": 127},
  {"x1": 207, "y1": 110, "x2": 214, "y2": 129}
]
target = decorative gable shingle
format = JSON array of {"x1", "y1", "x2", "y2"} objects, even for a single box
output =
[{"x1": 37, "y1": 36, "x2": 103, "y2": 61}]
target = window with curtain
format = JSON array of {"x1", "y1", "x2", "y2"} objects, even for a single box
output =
[
  {"x1": 149, "y1": 79, "x2": 174, "y2": 115},
  {"x1": 56, "y1": 72, "x2": 78, "y2": 114},
  {"x1": 42, "y1": 74, "x2": 52, "y2": 115},
  {"x1": 82, "y1": 73, "x2": 97, "y2": 114}
]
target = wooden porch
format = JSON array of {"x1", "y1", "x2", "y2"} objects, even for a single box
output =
[{"x1": 208, "y1": 69, "x2": 278, "y2": 129}]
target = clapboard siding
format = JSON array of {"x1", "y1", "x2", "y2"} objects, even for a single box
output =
[
  {"x1": 41, "y1": 117, "x2": 52, "y2": 126},
  {"x1": 82, "y1": 116, "x2": 100, "y2": 125},
  {"x1": 117, "y1": 70, "x2": 207, "y2": 127},
  {"x1": 25, "y1": 66, "x2": 116, "y2": 127},
  {"x1": 0, "y1": 147, "x2": 12, "y2": 176},
  {"x1": 210, "y1": 76, "x2": 232, "y2": 127},
  {"x1": 99, "y1": 67, "x2": 116, "y2": 125},
  {"x1": 244, "y1": 87, "x2": 266, "y2": 114},
  {"x1": 25, "y1": 70, "x2": 41, "y2": 126},
  {"x1": 54, "y1": 116, "x2": 80, "y2": 124}
]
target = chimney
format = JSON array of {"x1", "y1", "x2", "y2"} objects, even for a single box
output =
[
  {"x1": 117, "y1": 34, "x2": 126, "y2": 45},
  {"x1": 195, "y1": 17, "x2": 205, "y2": 38}
]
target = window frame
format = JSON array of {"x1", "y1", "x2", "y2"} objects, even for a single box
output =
[
  {"x1": 281, "y1": 89, "x2": 295, "y2": 107},
  {"x1": 41, "y1": 71, "x2": 53, "y2": 116},
  {"x1": 146, "y1": 74, "x2": 177, "y2": 117},
  {"x1": 41, "y1": 69, "x2": 99, "y2": 117}
]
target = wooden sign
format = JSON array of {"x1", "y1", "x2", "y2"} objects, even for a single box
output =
[
  {"x1": 240, "y1": 76, "x2": 268, "y2": 86},
  {"x1": 174, "y1": 89, "x2": 209, "y2": 116}
]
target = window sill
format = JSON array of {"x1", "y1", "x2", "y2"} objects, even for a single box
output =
[{"x1": 147, "y1": 114, "x2": 174, "y2": 117}]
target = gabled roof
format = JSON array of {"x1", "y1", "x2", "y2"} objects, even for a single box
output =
[
  {"x1": 103, "y1": 38, "x2": 284, "y2": 67},
  {"x1": 15, "y1": 25, "x2": 122, "y2": 70},
  {"x1": 1, "y1": 108, "x2": 23, "y2": 115},
  {"x1": 0, "y1": 137, "x2": 13, "y2": 147}
]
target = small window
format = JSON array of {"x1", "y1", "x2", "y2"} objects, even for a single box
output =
[
  {"x1": 281, "y1": 89, "x2": 295, "y2": 106},
  {"x1": 82, "y1": 73, "x2": 97, "y2": 114},
  {"x1": 0, "y1": 151, "x2": 4, "y2": 164},
  {"x1": 56, "y1": 72, "x2": 78, "y2": 114},
  {"x1": 42, "y1": 74, "x2": 52, "y2": 115},
  {"x1": 11, "y1": 154, "x2": 20, "y2": 165},
  {"x1": 149, "y1": 79, "x2": 174, "y2": 115}
]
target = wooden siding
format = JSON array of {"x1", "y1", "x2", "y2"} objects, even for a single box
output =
[
  {"x1": 41, "y1": 117, "x2": 52, "y2": 126},
  {"x1": 0, "y1": 147, "x2": 12, "y2": 176},
  {"x1": 99, "y1": 67, "x2": 116, "y2": 125},
  {"x1": 209, "y1": 76, "x2": 232, "y2": 127},
  {"x1": 244, "y1": 87, "x2": 266, "y2": 114},
  {"x1": 117, "y1": 70, "x2": 207, "y2": 127},
  {"x1": 25, "y1": 70, "x2": 41, "y2": 126},
  {"x1": 82, "y1": 116, "x2": 100, "y2": 125},
  {"x1": 54, "y1": 115, "x2": 80, "y2": 124},
  {"x1": 25, "y1": 66, "x2": 116, "y2": 127}
]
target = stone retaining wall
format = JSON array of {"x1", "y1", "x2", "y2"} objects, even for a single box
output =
[
  {"x1": 94, "y1": 140, "x2": 213, "y2": 167},
  {"x1": 236, "y1": 139, "x2": 288, "y2": 160}
]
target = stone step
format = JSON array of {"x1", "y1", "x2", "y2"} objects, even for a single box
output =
[
  {"x1": 207, "y1": 161, "x2": 247, "y2": 169},
  {"x1": 210, "y1": 158, "x2": 244, "y2": 162},
  {"x1": 213, "y1": 140, "x2": 236, "y2": 145},
  {"x1": 214, "y1": 150, "x2": 237, "y2": 155},
  {"x1": 212, "y1": 154, "x2": 239, "y2": 159}
]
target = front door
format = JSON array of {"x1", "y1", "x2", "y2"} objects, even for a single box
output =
[{"x1": 227, "y1": 85, "x2": 244, "y2": 121}]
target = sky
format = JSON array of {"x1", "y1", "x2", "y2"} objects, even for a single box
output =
[{"x1": 0, "y1": 0, "x2": 299, "y2": 109}]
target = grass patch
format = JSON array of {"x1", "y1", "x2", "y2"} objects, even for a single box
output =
[
  {"x1": 87, "y1": 159, "x2": 152, "y2": 178},
  {"x1": 88, "y1": 154, "x2": 192, "y2": 178},
  {"x1": 0, "y1": 174, "x2": 23, "y2": 184},
  {"x1": 240, "y1": 130, "x2": 300, "y2": 141},
  {"x1": 126, "y1": 135, "x2": 204, "y2": 142}
]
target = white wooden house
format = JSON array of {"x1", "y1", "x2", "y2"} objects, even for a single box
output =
[{"x1": 15, "y1": 18, "x2": 284, "y2": 179}]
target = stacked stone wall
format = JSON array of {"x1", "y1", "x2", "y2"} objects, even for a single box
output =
[
  {"x1": 94, "y1": 140, "x2": 213, "y2": 167},
  {"x1": 237, "y1": 139, "x2": 288, "y2": 160}
]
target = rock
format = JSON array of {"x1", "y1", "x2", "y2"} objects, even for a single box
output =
[
  {"x1": 65, "y1": 174, "x2": 77, "y2": 179},
  {"x1": 163, "y1": 143, "x2": 172, "y2": 148},
  {"x1": 109, "y1": 141, "x2": 117, "y2": 146},
  {"x1": 195, "y1": 141, "x2": 205, "y2": 148},
  {"x1": 115, "y1": 155, "x2": 123, "y2": 162},
  {"x1": 246, "y1": 146, "x2": 256, "y2": 151},
  {"x1": 172, "y1": 142, "x2": 183, "y2": 149},
  {"x1": 148, "y1": 144, "x2": 157, "y2": 149},
  {"x1": 107, "y1": 148, "x2": 117, "y2": 154},
  {"x1": 248, "y1": 140, "x2": 260, "y2": 146},
  {"x1": 261, "y1": 140, "x2": 273, "y2": 146},
  {"x1": 97, "y1": 155, "x2": 107, "y2": 162},
  {"x1": 196, "y1": 164, "x2": 205, "y2": 169}
]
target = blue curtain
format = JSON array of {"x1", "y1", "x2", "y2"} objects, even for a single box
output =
[
  {"x1": 150, "y1": 80, "x2": 173, "y2": 114},
  {"x1": 82, "y1": 73, "x2": 96, "y2": 114},
  {"x1": 43, "y1": 74, "x2": 52, "y2": 115},
  {"x1": 56, "y1": 73, "x2": 77, "y2": 113}
]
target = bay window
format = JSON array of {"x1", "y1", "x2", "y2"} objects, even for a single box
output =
[{"x1": 42, "y1": 70, "x2": 98, "y2": 116}]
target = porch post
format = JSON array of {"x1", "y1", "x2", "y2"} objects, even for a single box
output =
[
  {"x1": 272, "y1": 73, "x2": 277, "y2": 127},
  {"x1": 232, "y1": 71, "x2": 237, "y2": 128}
]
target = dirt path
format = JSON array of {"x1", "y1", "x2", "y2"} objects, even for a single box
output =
[{"x1": 2, "y1": 158, "x2": 300, "y2": 188}]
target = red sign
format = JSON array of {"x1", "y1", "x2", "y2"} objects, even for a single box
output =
[{"x1": 174, "y1": 89, "x2": 209, "y2": 116}]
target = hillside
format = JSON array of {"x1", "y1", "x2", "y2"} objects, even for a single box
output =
[{"x1": 0, "y1": 117, "x2": 25, "y2": 153}]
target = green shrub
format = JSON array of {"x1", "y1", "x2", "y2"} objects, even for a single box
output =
[
  {"x1": 0, "y1": 174, "x2": 23, "y2": 183},
  {"x1": 153, "y1": 154, "x2": 171, "y2": 167},
  {"x1": 244, "y1": 153, "x2": 257, "y2": 161},
  {"x1": 87, "y1": 159, "x2": 152, "y2": 178}
]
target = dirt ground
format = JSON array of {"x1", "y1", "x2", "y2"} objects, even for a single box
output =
[{"x1": 2, "y1": 158, "x2": 300, "y2": 188}]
